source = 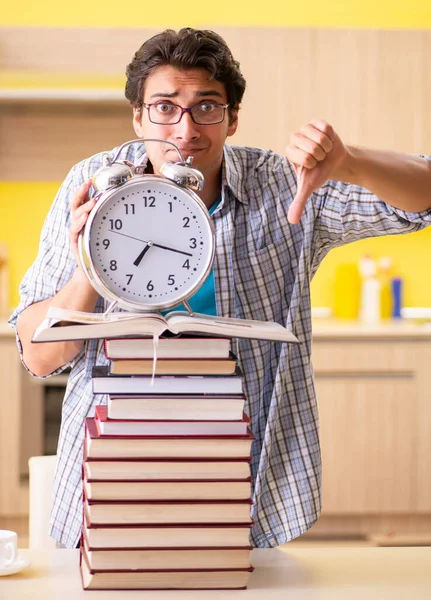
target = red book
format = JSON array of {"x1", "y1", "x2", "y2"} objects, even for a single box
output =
[
  {"x1": 80, "y1": 545, "x2": 254, "y2": 590},
  {"x1": 81, "y1": 533, "x2": 252, "y2": 570},
  {"x1": 85, "y1": 417, "x2": 255, "y2": 459},
  {"x1": 83, "y1": 498, "x2": 254, "y2": 526},
  {"x1": 82, "y1": 513, "x2": 253, "y2": 549},
  {"x1": 83, "y1": 474, "x2": 252, "y2": 502},
  {"x1": 94, "y1": 405, "x2": 250, "y2": 436}
]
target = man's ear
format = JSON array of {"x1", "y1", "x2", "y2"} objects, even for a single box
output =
[
  {"x1": 227, "y1": 108, "x2": 239, "y2": 138},
  {"x1": 132, "y1": 108, "x2": 144, "y2": 138}
]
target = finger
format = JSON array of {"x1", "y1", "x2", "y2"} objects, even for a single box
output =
[
  {"x1": 290, "y1": 132, "x2": 327, "y2": 162},
  {"x1": 299, "y1": 123, "x2": 333, "y2": 153},
  {"x1": 288, "y1": 164, "x2": 328, "y2": 224},
  {"x1": 307, "y1": 119, "x2": 336, "y2": 142},
  {"x1": 286, "y1": 146, "x2": 318, "y2": 170},
  {"x1": 288, "y1": 166, "x2": 310, "y2": 224},
  {"x1": 72, "y1": 197, "x2": 97, "y2": 222},
  {"x1": 70, "y1": 179, "x2": 93, "y2": 211}
]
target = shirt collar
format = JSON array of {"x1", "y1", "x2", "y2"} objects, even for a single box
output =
[{"x1": 221, "y1": 145, "x2": 249, "y2": 205}]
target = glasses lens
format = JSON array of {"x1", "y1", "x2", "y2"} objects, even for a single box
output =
[
  {"x1": 149, "y1": 103, "x2": 182, "y2": 124},
  {"x1": 192, "y1": 103, "x2": 225, "y2": 124}
]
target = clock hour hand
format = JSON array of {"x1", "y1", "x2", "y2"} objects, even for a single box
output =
[{"x1": 133, "y1": 242, "x2": 153, "y2": 267}]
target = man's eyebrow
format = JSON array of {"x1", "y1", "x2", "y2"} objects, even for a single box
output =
[
  {"x1": 149, "y1": 92, "x2": 179, "y2": 99},
  {"x1": 196, "y1": 90, "x2": 224, "y2": 98},
  {"x1": 149, "y1": 90, "x2": 224, "y2": 99}
]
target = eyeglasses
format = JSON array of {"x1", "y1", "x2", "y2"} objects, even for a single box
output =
[{"x1": 142, "y1": 101, "x2": 230, "y2": 125}]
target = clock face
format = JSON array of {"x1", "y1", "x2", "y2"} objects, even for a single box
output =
[{"x1": 81, "y1": 177, "x2": 215, "y2": 311}]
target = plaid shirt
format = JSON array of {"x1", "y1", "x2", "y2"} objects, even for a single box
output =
[{"x1": 9, "y1": 142, "x2": 431, "y2": 548}]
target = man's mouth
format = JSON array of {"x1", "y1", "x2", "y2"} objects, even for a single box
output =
[{"x1": 168, "y1": 147, "x2": 204, "y2": 155}]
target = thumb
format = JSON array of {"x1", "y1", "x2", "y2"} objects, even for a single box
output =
[
  {"x1": 288, "y1": 164, "x2": 328, "y2": 224},
  {"x1": 288, "y1": 166, "x2": 314, "y2": 224}
]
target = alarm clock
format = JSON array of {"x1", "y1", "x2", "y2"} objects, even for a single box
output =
[{"x1": 78, "y1": 139, "x2": 215, "y2": 313}]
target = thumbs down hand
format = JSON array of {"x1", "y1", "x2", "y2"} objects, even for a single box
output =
[{"x1": 286, "y1": 120, "x2": 347, "y2": 224}]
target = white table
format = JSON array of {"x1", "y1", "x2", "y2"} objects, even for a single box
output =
[{"x1": 1, "y1": 546, "x2": 431, "y2": 599}]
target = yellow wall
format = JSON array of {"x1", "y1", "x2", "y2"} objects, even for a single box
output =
[
  {"x1": 2, "y1": 1, "x2": 431, "y2": 28},
  {"x1": 2, "y1": 2, "x2": 431, "y2": 310},
  {"x1": 0, "y1": 184, "x2": 57, "y2": 306}
]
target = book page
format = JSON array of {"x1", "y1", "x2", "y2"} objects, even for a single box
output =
[
  {"x1": 165, "y1": 311, "x2": 299, "y2": 343},
  {"x1": 46, "y1": 306, "x2": 166, "y2": 324}
]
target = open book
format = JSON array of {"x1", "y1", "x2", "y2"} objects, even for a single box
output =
[{"x1": 32, "y1": 306, "x2": 299, "y2": 344}]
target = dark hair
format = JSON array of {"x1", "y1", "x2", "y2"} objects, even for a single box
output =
[{"x1": 125, "y1": 28, "x2": 246, "y2": 117}]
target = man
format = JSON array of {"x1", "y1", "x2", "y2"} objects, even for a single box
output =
[{"x1": 9, "y1": 28, "x2": 431, "y2": 549}]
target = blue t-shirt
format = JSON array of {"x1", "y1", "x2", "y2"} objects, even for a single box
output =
[{"x1": 164, "y1": 197, "x2": 221, "y2": 316}]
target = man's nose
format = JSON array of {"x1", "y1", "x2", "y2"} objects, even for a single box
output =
[{"x1": 173, "y1": 112, "x2": 201, "y2": 140}]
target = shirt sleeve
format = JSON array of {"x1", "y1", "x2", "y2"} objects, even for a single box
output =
[
  {"x1": 312, "y1": 155, "x2": 431, "y2": 256},
  {"x1": 8, "y1": 163, "x2": 87, "y2": 378}
]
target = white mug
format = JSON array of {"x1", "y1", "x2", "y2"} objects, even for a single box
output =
[{"x1": 0, "y1": 530, "x2": 18, "y2": 569}]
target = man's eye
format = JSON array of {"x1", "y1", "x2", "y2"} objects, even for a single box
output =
[
  {"x1": 156, "y1": 103, "x2": 175, "y2": 113},
  {"x1": 199, "y1": 103, "x2": 217, "y2": 113}
]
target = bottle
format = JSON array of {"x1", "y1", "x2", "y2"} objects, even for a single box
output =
[
  {"x1": 391, "y1": 277, "x2": 403, "y2": 319},
  {"x1": 334, "y1": 263, "x2": 361, "y2": 320},
  {"x1": 359, "y1": 255, "x2": 381, "y2": 324},
  {"x1": 378, "y1": 257, "x2": 393, "y2": 320}
]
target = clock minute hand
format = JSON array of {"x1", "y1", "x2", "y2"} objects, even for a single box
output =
[
  {"x1": 108, "y1": 229, "x2": 193, "y2": 257},
  {"x1": 151, "y1": 243, "x2": 193, "y2": 257},
  {"x1": 133, "y1": 242, "x2": 152, "y2": 267}
]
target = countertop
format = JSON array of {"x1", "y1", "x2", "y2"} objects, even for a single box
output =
[
  {"x1": 312, "y1": 318, "x2": 431, "y2": 338},
  {"x1": 1, "y1": 546, "x2": 430, "y2": 599}
]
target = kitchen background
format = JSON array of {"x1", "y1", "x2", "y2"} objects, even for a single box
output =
[{"x1": 1, "y1": 1, "x2": 430, "y2": 547}]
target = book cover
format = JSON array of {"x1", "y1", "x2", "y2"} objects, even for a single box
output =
[
  {"x1": 85, "y1": 418, "x2": 255, "y2": 459},
  {"x1": 33, "y1": 305, "x2": 299, "y2": 344},
  {"x1": 107, "y1": 393, "x2": 246, "y2": 421},
  {"x1": 83, "y1": 475, "x2": 252, "y2": 501},
  {"x1": 104, "y1": 336, "x2": 231, "y2": 360},
  {"x1": 94, "y1": 405, "x2": 250, "y2": 436},
  {"x1": 92, "y1": 365, "x2": 243, "y2": 395}
]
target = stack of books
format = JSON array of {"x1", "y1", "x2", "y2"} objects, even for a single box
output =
[{"x1": 80, "y1": 334, "x2": 255, "y2": 591}]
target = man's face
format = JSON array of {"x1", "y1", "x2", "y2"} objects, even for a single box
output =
[{"x1": 132, "y1": 65, "x2": 238, "y2": 180}]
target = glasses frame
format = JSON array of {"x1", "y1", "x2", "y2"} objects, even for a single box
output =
[{"x1": 142, "y1": 101, "x2": 230, "y2": 125}]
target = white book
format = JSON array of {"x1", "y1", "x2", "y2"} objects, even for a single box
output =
[
  {"x1": 104, "y1": 336, "x2": 231, "y2": 359},
  {"x1": 32, "y1": 306, "x2": 299, "y2": 344},
  {"x1": 107, "y1": 394, "x2": 246, "y2": 421},
  {"x1": 92, "y1": 365, "x2": 243, "y2": 395}
]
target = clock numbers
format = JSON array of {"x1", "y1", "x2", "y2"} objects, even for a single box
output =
[
  {"x1": 109, "y1": 219, "x2": 123, "y2": 231},
  {"x1": 88, "y1": 179, "x2": 214, "y2": 309},
  {"x1": 143, "y1": 196, "x2": 156, "y2": 208}
]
